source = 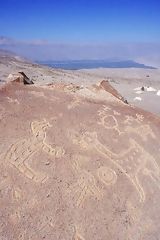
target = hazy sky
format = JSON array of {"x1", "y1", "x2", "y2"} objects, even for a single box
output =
[{"x1": 0, "y1": 0, "x2": 160, "y2": 65}]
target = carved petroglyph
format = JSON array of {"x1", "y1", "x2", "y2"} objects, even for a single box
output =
[
  {"x1": 98, "y1": 106, "x2": 123, "y2": 135},
  {"x1": 98, "y1": 106, "x2": 155, "y2": 141},
  {"x1": 125, "y1": 124, "x2": 156, "y2": 141},
  {"x1": 124, "y1": 114, "x2": 144, "y2": 125},
  {"x1": 69, "y1": 159, "x2": 101, "y2": 207},
  {"x1": 98, "y1": 105, "x2": 111, "y2": 114},
  {"x1": 67, "y1": 97, "x2": 82, "y2": 110},
  {"x1": 73, "y1": 226, "x2": 85, "y2": 240},
  {"x1": 6, "y1": 97, "x2": 20, "y2": 104},
  {"x1": 77, "y1": 131, "x2": 160, "y2": 202},
  {"x1": 68, "y1": 130, "x2": 90, "y2": 150},
  {"x1": 113, "y1": 110, "x2": 121, "y2": 116},
  {"x1": 4, "y1": 119, "x2": 64, "y2": 183},
  {"x1": 13, "y1": 187, "x2": 23, "y2": 200},
  {"x1": 0, "y1": 106, "x2": 5, "y2": 121},
  {"x1": 98, "y1": 114, "x2": 122, "y2": 134},
  {"x1": 97, "y1": 166, "x2": 117, "y2": 186},
  {"x1": 136, "y1": 113, "x2": 144, "y2": 122}
]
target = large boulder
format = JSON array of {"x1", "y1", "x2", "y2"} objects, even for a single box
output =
[
  {"x1": 7, "y1": 72, "x2": 34, "y2": 84},
  {"x1": 100, "y1": 80, "x2": 128, "y2": 104},
  {"x1": 0, "y1": 82, "x2": 160, "y2": 239}
]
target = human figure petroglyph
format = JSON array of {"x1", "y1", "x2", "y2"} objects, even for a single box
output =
[
  {"x1": 76, "y1": 131, "x2": 160, "y2": 202},
  {"x1": 98, "y1": 106, "x2": 123, "y2": 135},
  {"x1": 69, "y1": 158, "x2": 101, "y2": 207},
  {"x1": 98, "y1": 106, "x2": 156, "y2": 141},
  {"x1": 4, "y1": 119, "x2": 65, "y2": 183},
  {"x1": 98, "y1": 114, "x2": 123, "y2": 135}
]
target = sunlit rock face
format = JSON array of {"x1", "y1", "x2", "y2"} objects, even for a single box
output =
[{"x1": 0, "y1": 81, "x2": 160, "y2": 240}]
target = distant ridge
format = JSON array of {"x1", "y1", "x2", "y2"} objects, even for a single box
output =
[
  {"x1": 37, "y1": 59, "x2": 156, "y2": 70},
  {"x1": 0, "y1": 48, "x2": 30, "y2": 64}
]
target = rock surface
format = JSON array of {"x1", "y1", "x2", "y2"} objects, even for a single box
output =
[
  {"x1": 0, "y1": 81, "x2": 160, "y2": 239},
  {"x1": 7, "y1": 72, "x2": 34, "y2": 84}
]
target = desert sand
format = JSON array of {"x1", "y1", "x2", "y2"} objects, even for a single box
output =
[
  {"x1": 79, "y1": 68, "x2": 160, "y2": 115},
  {"x1": 1, "y1": 53, "x2": 160, "y2": 115}
]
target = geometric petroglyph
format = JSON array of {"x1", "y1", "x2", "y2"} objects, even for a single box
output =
[
  {"x1": 97, "y1": 166, "x2": 117, "y2": 186},
  {"x1": 124, "y1": 114, "x2": 144, "y2": 125},
  {"x1": 113, "y1": 110, "x2": 121, "y2": 116},
  {"x1": 4, "y1": 119, "x2": 65, "y2": 183},
  {"x1": 69, "y1": 159, "x2": 102, "y2": 207},
  {"x1": 98, "y1": 105, "x2": 111, "y2": 114},
  {"x1": 136, "y1": 113, "x2": 144, "y2": 122},
  {"x1": 76, "y1": 131, "x2": 160, "y2": 202},
  {"x1": 6, "y1": 97, "x2": 20, "y2": 104}
]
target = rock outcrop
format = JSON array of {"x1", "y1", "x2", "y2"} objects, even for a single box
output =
[
  {"x1": 7, "y1": 72, "x2": 34, "y2": 84},
  {"x1": 0, "y1": 82, "x2": 160, "y2": 239},
  {"x1": 100, "y1": 80, "x2": 128, "y2": 104}
]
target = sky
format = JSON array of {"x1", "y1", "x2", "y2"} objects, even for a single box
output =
[{"x1": 0, "y1": 0, "x2": 160, "y2": 65}]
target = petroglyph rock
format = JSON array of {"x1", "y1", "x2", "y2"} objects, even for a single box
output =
[{"x1": 0, "y1": 82, "x2": 160, "y2": 239}]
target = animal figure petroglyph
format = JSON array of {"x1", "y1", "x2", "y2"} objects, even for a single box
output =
[
  {"x1": 69, "y1": 158, "x2": 101, "y2": 207},
  {"x1": 76, "y1": 131, "x2": 160, "y2": 202},
  {"x1": 4, "y1": 119, "x2": 64, "y2": 183},
  {"x1": 125, "y1": 124, "x2": 156, "y2": 141}
]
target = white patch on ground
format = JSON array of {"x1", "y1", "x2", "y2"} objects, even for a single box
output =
[
  {"x1": 157, "y1": 90, "x2": 160, "y2": 96},
  {"x1": 134, "y1": 97, "x2": 142, "y2": 101},
  {"x1": 146, "y1": 87, "x2": 156, "y2": 92},
  {"x1": 134, "y1": 87, "x2": 142, "y2": 91},
  {"x1": 136, "y1": 90, "x2": 143, "y2": 94}
]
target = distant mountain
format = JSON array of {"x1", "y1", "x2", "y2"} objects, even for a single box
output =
[
  {"x1": 37, "y1": 59, "x2": 156, "y2": 70},
  {"x1": 0, "y1": 49, "x2": 30, "y2": 64}
]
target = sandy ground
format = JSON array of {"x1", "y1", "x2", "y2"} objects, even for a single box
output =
[
  {"x1": 79, "y1": 68, "x2": 160, "y2": 115},
  {"x1": 1, "y1": 57, "x2": 160, "y2": 115}
]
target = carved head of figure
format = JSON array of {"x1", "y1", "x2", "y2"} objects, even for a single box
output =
[{"x1": 31, "y1": 119, "x2": 52, "y2": 140}]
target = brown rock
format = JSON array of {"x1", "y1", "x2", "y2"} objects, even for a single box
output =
[
  {"x1": 100, "y1": 80, "x2": 128, "y2": 104},
  {"x1": 0, "y1": 82, "x2": 160, "y2": 239},
  {"x1": 7, "y1": 72, "x2": 34, "y2": 84}
]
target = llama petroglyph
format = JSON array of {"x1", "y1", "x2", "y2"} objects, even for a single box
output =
[
  {"x1": 74, "y1": 131, "x2": 160, "y2": 202},
  {"x1": 125, "y1": 124, "x2": 156, "y2": 141},
  {"x1": 4, "y1": 119, "x2": 65, "y2": 183}
]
